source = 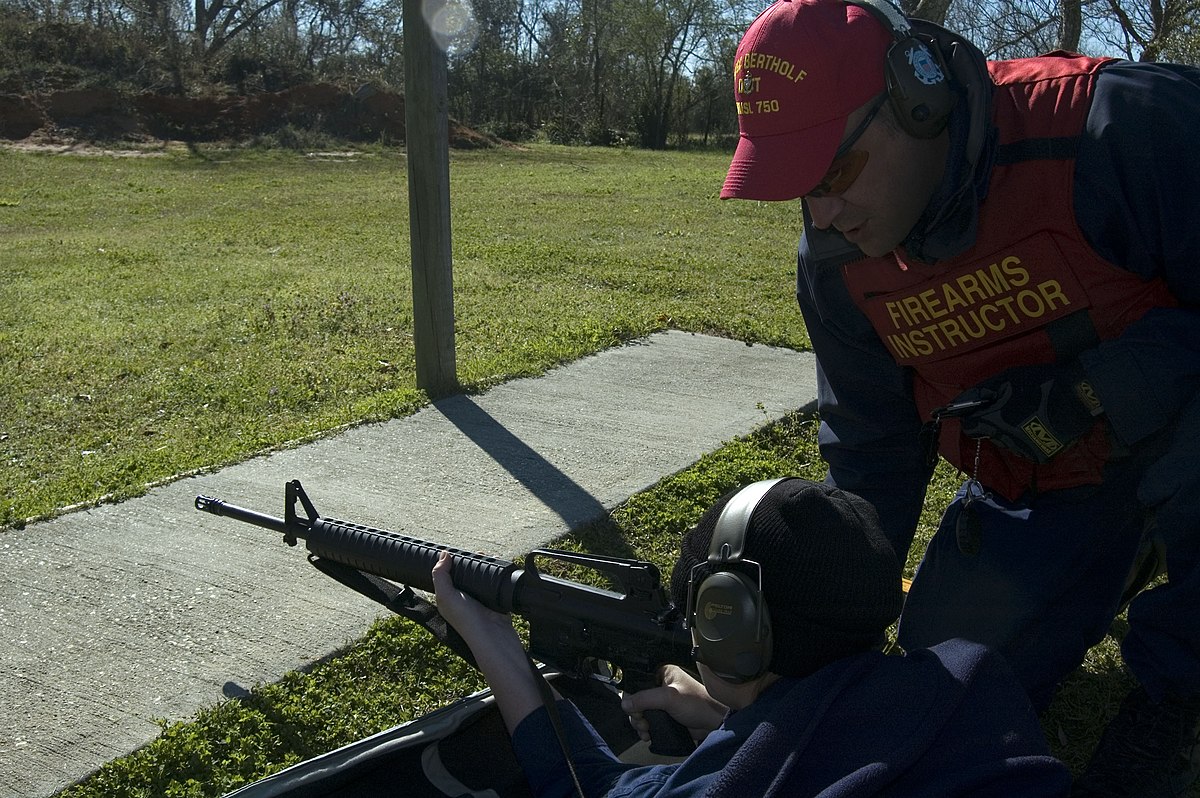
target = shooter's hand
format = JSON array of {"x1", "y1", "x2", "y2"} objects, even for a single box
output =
[
  {"x1": 432, "y1": 551, "x2": 544, "y2": 735},
  {"x1": 621, "y1": 664, "x2": 728, "y2": 743},
  {"x1": 431, "y1": 551, "x2": 522, "y2": 654}
]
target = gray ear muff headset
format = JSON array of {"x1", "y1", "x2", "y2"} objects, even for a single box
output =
[
  {"x1": 847, "y1": 0, "x2": 954, "y2": 139},
  {"x1": 685, "y1": 478, "x2": 789, "y2": 683}
]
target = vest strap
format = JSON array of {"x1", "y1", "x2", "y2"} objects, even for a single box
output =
[
  {"x1": 1046, "y1": 309, "x2": 1100, "y2": 362},
  {"x1": 995, "y1": 136, "x2": 1078, "y2": 166}
]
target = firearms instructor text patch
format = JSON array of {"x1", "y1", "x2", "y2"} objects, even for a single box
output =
[{"x1": 846, "y1": 235, "x2": 1089, "y2": 366}]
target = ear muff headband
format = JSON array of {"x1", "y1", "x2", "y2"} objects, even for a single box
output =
[
  {"x1": 846, "y1": 0, "x2": 954, "y2": 138},
  {"x1": 686, "y1": 478, "x2": 789, "y2": 683}
]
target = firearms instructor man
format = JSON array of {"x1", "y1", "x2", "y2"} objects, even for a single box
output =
[
  {"x1": 433, "y1": 477, "x2": 1069, "y2": 796},
  {"x1": 717, "y1": 0, "x2": 1200, "y2": 794}
]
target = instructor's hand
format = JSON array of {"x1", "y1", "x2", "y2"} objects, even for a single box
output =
[
  {"x1": 621, "y1": 665, "x2": 727, "y2": 743},
  {"x1": 950, "y1": 361, "x2": 1101, "y2": 463}
]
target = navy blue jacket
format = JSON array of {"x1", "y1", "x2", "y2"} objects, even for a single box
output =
[
  {"x1": 513, "y1": 640, "x2": 1069, "y2": 797},
  {"x1": 797, "y1": 60, "x2": 1200, "y2": 548}
]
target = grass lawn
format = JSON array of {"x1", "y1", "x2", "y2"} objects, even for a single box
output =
[
  {"x1": 0, "y1": 142, "x2": 1142, "y2": 795},
  {"x1": 1, "y1": 143, "x2": 803, "y2": 528}
]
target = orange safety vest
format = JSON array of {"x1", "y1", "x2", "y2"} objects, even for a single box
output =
[{"x1": 842, "y1": 53, "x2": 1177, "y2": 501}]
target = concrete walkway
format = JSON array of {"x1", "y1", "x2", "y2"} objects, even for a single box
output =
[{"x1": 0, "y1": 331, "x2": 816, "y2": 798}]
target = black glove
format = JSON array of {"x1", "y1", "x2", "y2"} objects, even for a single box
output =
[{"x1": 947, "y1": 362, "x2": 1103, "y2": 464}]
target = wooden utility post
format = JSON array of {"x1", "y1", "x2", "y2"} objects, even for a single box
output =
[{"x1": 403, "y1": 0, "x2": 459, "y2": 396}]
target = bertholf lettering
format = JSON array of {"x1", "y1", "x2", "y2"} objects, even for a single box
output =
[{"x1": 733, "y1": 51, "x2": 808, "y2": 83}]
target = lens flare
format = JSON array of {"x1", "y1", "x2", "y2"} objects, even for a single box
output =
[{"x1": 423, "y1": 0, "x2": 480, "y2": 55}]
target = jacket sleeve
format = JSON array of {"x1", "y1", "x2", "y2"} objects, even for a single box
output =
[
  {"x1": 796, "y1": 231, "x2": 932, "y2": 557},
  {"x1": 1074, "y1": 62, "x2": 1200, "y2": 447},
  {"x1": 511, "y1": 699, "x2": 639, "y2": 798}
]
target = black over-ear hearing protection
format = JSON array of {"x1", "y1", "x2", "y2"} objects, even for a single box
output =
[
  {"x1": 686, "y1": 478, "x2": 789, "y2": 684},
  {"x1": 846, "y1": 0, "x2": 954, "y2": 139}
]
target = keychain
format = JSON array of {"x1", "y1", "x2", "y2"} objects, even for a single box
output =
[
  {"x1": 955, "y1": 439, "x2": 988, "y2": 556},
  {"x1": 922, "y1": 398, "x2": 993, "y2": 556},
  {"x1": 920, "y1": 395, "x2": 993, "y2": 471}
]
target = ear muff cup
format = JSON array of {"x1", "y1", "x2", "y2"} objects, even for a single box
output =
[
  {"x1": 882, "y1": 32, "x2": 954, "y2": 138},
  {"x1": 847, "y1": 0, "x2": 954, "y2": 139},
  {"x1": 692, "y1": 570, "x2": 774, "y2": 682},
  {"x1": 687, "y1": 478, "x2": 787, "y2": 683}
]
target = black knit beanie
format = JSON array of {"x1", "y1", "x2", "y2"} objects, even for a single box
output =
[{"x1": 671, "y1": 478, "x2": 903, "y2": 679}]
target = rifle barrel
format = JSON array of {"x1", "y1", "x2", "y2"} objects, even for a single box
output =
[{"x1": 195, "y1": 495, "x2": 290, "y2": 535}]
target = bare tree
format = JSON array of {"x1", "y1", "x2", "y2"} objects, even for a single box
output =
[
  {"x1": 944, "y1": 0, "x2": 1199, "y2": 60},
  {"x1": 1058, "y1": 0, "x2": 1082, "y2": 49},
  {"x1": 1100, "y1": 0, "x2": 1200, "y2": 60},
  {"x1": 193, "y1": 0, "x2": 287, "y2": 59},
  {"x1": 948, "y1": 0, "x2": 1088, "y2": 57},
  {"x1": 910, "y1": 0, "x2": 952, "y2": 24},
  {"x1": 622, "y1": 0, "x2": 718, "y2": 148}
]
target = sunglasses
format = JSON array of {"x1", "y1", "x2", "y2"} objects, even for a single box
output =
[{"x1": 807, "y1": 94, "x2": 888, "y2": 199}]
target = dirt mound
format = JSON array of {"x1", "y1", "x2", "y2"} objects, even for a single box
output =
[{"x1": 0, "y1": 83, "x2": 501, "y2": 148}]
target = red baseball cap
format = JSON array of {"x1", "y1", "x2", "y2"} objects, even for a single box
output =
[{"x1": 720, "y1": 0, "x2": 893, "y2": 201}]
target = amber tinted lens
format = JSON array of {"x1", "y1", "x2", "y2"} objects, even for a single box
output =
[{"x1": 807, "y1": 150, "x2": 870, "y2": 198}]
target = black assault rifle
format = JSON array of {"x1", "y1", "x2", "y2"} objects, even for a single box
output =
[{"x1": 195, "y1": 479, "x2": 696, "y2": 755}]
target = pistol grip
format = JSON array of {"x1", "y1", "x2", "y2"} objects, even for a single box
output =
[{"x1": 645, "y1": 708, "x2": 696, "y2": 757}]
